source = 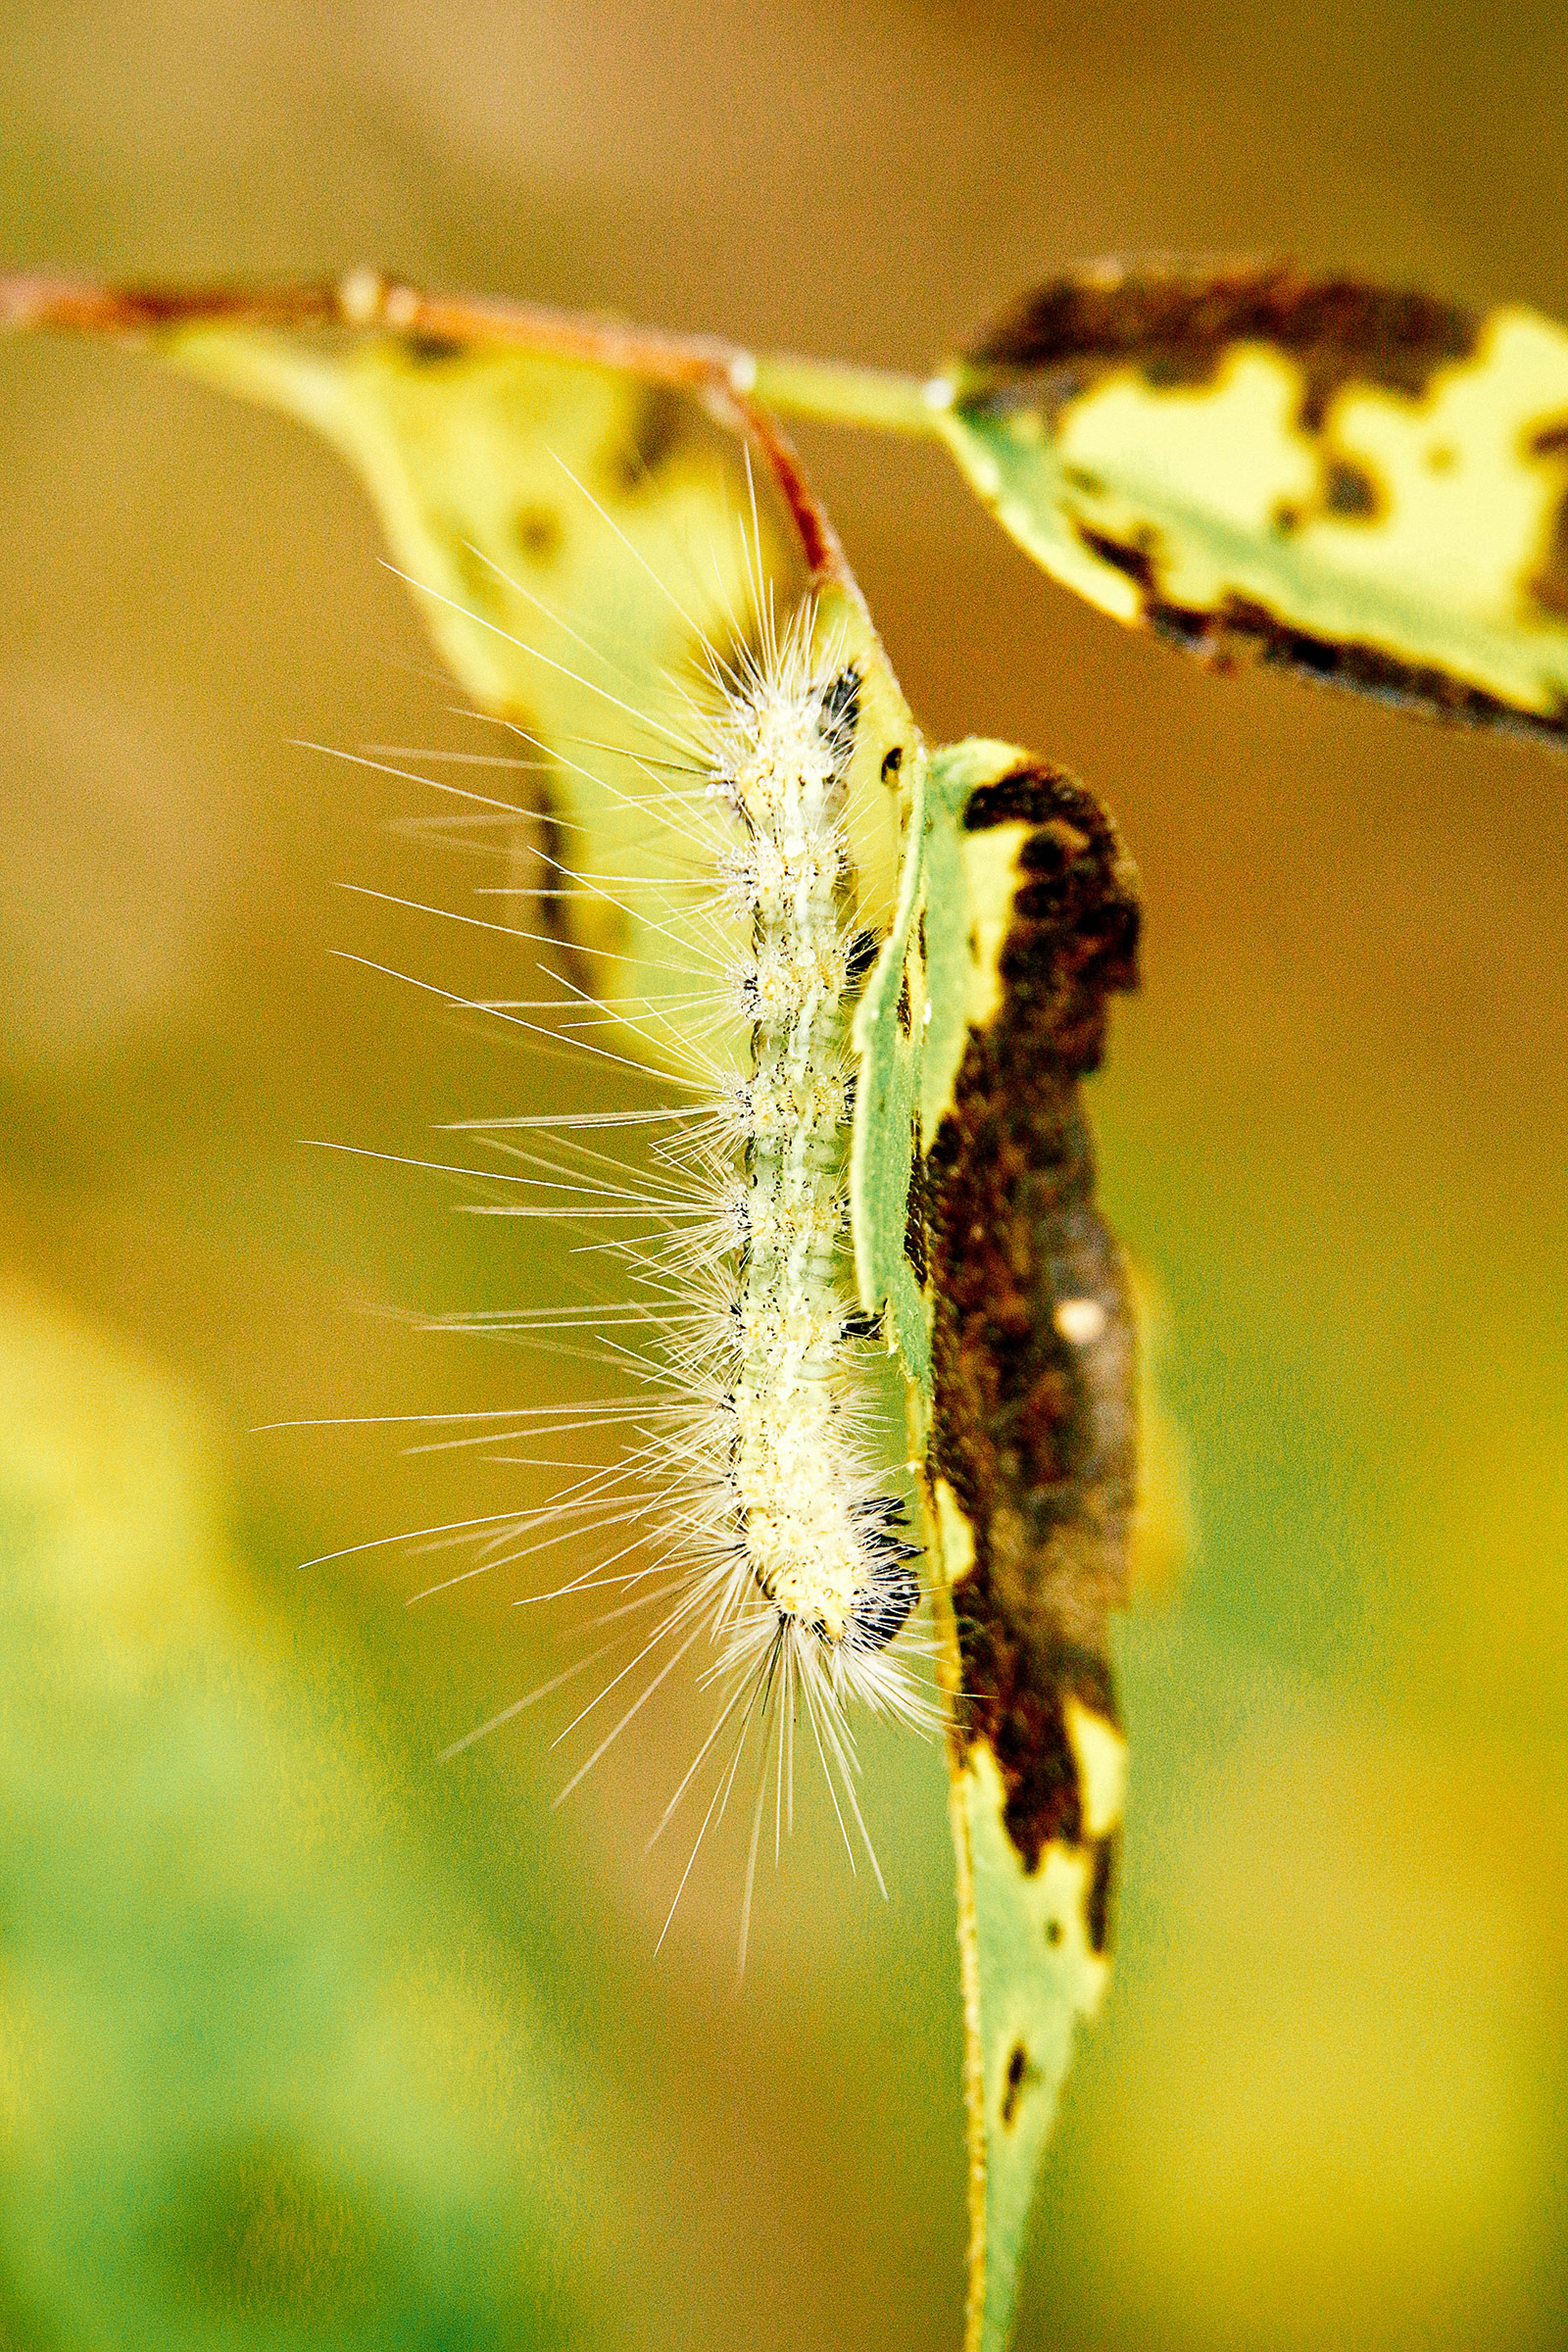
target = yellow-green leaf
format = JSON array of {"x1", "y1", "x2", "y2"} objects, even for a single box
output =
[
  {"x1": 164, "y1": 323, "x2": 927, "y2": 1363},
  {"x1": 166, "y1": 324, "x2": 806, "y2": 1076},
  {"x1": 956, "y1": 1745, "x2": 1113, "y2": 2351},
  {"x1": 920, "y1": 741, "x2": 1142, "y2": 2352},
  {"x1": 165, "y1": 333, "x2": 918, "y2": 1241},
  {"x1": 850, "y1": 737, "x2": 931, "y2": 1406},
  {"x1": 938, "y1": 264, "x2": 1568, "y2": 739}
]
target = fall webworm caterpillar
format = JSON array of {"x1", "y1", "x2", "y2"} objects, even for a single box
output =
[{"x1": 316, "y1": 462, "x2": 933, "y2": 1951}]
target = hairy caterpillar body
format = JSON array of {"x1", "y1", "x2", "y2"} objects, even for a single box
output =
[
  {"x1": 710, "y1": 644, "x2": 918, "y2": 1675},
  {"x1": 358, "y1": 538, "x2": 933, "y2": 1934}
]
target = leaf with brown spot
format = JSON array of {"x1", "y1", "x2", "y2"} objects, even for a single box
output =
[
  {"x1": 165, "y1": 324, "x2": 809, "y2": 1075},
  {"x1": 919, "y1": 739, "x2": 1142, "y2": 2352},
  {"x1": 161, "y1": 324, "x2": 920, "y2": 1214},
  {"x1": 938, "y1": 261, "x2": 1568, "y2": 740}
]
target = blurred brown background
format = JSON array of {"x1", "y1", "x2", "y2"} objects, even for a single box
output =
[{"x1": 2, "y1": 3, "x2": 1566, "y2": 2347}]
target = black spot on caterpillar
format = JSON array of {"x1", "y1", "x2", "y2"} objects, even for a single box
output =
[{"x1": 845, "y1": 926, "x2": 881, "y2": 986}]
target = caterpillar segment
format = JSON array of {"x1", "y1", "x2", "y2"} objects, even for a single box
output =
[{"x1": 708, "y1": 643, "x2": 921, "y2": 1672}]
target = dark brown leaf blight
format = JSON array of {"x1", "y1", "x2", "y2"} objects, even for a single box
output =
[
  {"x1": 926, "y1": 761, "x2": 1141, "y2": 1910},
  {"x1": 962, "y1": 261, "x2": 1479, "y2": 435}
]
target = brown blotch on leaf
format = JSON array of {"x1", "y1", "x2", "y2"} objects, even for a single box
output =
[
  {"x1": 1074, "y1": 526, "x2": 1158, "y2": 599},
  {"x1": 521, "y1": 792, "x2": 609, "y2": 998},
  {"x1": 1323, "y1": 455, "x2": 1383, "y2": 519},
  {"x1": 513, "y1": 504, "x2": 564, "y2": 564},
  {"x1": 605, "y1": 383, "x2": 691, "y2": 493},
  {"x1": 958, "y1": 261, "x2": 1480, "y2": 438},
  {"x1": 903, "y1": 1127, "x2": 928, "y2": 1285},
  {"x1": 1531, "y1": 486, "x2": 1568, "y2": 620},
  {"x1": 927, "y1": 761, "x2": 1141, "y2": 1884},
  {"x1": 1001, "y1": 2042, "x2": 1032, "y2": 2130},
  {"x1": 1087, "y1": 1837, "x2": 1116, "y2": 1956},
  {"x1": 399, "y1": 332, "x2": 466, "y2": 367},
  {"x1": 1140, "y1": 590, "x2": 1568, "y2": 741}
]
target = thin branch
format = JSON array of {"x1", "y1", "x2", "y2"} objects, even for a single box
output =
[
  {"x1": 0, "y1": 266, "x2": 942, "y2": 436},
  {"x1": 0, "y1": 263, "x2": 947, "y2": 623}
]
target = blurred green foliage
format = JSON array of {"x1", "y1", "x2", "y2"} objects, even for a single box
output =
[{"x1": 0, "y1": 1283, "x2": 585, "y2": 2347}]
